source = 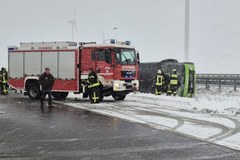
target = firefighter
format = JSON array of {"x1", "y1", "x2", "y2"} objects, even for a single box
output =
[
  {"x1": 87, "y1": 69, "x2": 101, "y2": 103},
  {"x1": 39, "y1": 68, "x2": 55, "y2": 109},
  {"x1": 155, "y1": 69, "x2": 164, "y2": 95},
  {"x1": 0, "y1": 68, "x2": 8, "y2": 95},
  {"x1": 167, "y1": 69, "x2": 179, "y2": 96}
]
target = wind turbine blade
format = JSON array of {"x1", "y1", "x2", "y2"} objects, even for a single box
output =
[
  {"x1": 74, "y1": 9, "x2": 76, "y2": 22},
  {"x1": 74, "y1": 23, "x2": 80, "y2": 38}
]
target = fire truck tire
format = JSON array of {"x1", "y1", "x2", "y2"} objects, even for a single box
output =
[
  {"x1": 52, "y1": 92, "x2": 69, "y2": 100},
  {"x1": 28, "y1": 83, "x2": 41, "y2": 100},
  {"x1": 112, "y1": 94, "x2": 126, "y2": 101}
]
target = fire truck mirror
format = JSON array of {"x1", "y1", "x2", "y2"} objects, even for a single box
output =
[
  {"x1": 137, "y1": 52, "x2": 140, "y2": 64},
  {"x1": 77, "y1": 64, "x2": 81, "y2": 69}
]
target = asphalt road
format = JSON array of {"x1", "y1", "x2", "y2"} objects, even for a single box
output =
[{"x1": 1, "y1": 93, "x2": 240, "y2": 160}]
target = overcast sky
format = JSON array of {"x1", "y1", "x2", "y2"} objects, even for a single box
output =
[{"x1": 0, "y1": 0, "x2": 240, "y2": 73}]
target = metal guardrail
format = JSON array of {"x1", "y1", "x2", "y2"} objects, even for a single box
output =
[{"x1": 197, "y1": 74, "x2": 240, "y2": 90}]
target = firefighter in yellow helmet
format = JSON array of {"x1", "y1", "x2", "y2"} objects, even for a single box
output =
[
  {"x1": 0, "y1": 67, "x2": 8, "y2": 95},
  {"x1": 155, "y1": 69, "x2": 164, "y2": 95},
  {"x1": 167, "y1": 69, "x2": 179, "y2": 96}
]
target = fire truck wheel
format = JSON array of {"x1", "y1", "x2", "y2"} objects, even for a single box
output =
[
  {"x1": 112, "y1": 94, "x2": 126, "y2": 101},
  {"x1": 52, "y1": 92, "x2": 69, "y2": 100},
  {"x1": 28, "y1": 83, "x2": 41, "y2": 99}
]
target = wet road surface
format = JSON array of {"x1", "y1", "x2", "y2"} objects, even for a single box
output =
[{"x1": 0, "y1": 93, "x2": 240, "y2": 160}]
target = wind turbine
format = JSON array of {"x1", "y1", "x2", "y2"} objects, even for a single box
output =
[
  {"x1": 68, "y1": 9, "x2": 80, "y2": 41},
  {"x1": 184, "y1": 0, "x2": 190, "y2": 62}
]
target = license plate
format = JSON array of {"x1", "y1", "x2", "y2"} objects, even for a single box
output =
[{"x1": 126, "y1": 82, "x2": 132, "y2": 86}]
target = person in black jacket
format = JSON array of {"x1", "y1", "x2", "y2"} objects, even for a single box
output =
[{"x1": 39, "y1": 68, "x2": 55, "y2": 108}]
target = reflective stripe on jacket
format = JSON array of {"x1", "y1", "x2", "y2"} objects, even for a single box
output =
[
  {"x1": 88, "y1": 81, "x2": 100, "y2": 88},
  {"x1": 1, "y1": 72, "x2": 8, "y2": 84},
  {"x1": 155, "y1": 75, "x2": 163, "y2": 86},
  {"x1": 170, "y1": 74, "x2": 178, "y2": 85}
]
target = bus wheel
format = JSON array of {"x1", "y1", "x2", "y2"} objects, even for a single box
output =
[
  {"x1": 28, "y1": 83, "x2": 41, "y2": 99},
  {"x1": 52, "y1": 92, "x2": 69, "y2": 100},
  {"x1": 112, "y1": 94, "x2": 126, "y2": 101}
]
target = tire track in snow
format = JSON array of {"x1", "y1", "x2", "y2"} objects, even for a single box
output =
[
  {"x1": 208, "y1": 117, "x2": 240, "y2": 142},
  {"x1": 115, "y1": 102, "x2": 230, "y2": 140},
  {"x1": 113, "y1": 103, "x2": 185, "y2": 130},
  {"x1": 126, "y1": 97, "x2": 239, "y2": 141},
  {"x1": 61, "y1": 97, "x2": 238, "y2": 144}
]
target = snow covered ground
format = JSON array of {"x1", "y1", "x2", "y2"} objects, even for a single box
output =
[
  {"x1": 193, "y1": 85, "x2": 240, "y2": 115},
  {"x1": 57, "y1": 85, "x2": 240, "y2": 151}
]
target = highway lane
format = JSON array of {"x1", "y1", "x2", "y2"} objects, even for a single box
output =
[{"x1": 0, "y1": 93, "x2": 240, "y2": 160}]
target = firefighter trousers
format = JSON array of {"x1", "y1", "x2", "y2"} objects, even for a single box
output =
[
  {"x1": 167, "y1": 85, "x2": 178, "y2": 96},
  {"x1": 155, "y1": 85, "x2": 163, "y2": 95},
  {"x1": 0, "y1": 83, "x2": 8, "y2": 95},
  {"x1": 40, "y1": 90, "x2": 52, "y2": 107}
]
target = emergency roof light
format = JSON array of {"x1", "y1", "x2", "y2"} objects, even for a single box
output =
[
  {"x1": 113, "y1": 40, "x2": 131, "y2": 46},
  {"x1": 8, "y1": 46, "x2": 18, "y2": 51},
  {"x1": 125, "y1": 41, "x2": 131, "y2": 45},
  {"x1": 79, "y1": 42, "x2": 96, "y2": 46},
  {"x1": 110, "y1": 39, "x2": 116, "y2": 44}
]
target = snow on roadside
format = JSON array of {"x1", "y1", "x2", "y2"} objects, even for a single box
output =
[
  {"x1": 63, "y1": 85, "x2": 240, "y2": 151},
  {"x1": 67, "y1": 85, "x2": 240, "y2": 117},
  {"x1": 127, "y1": 85, "x2": 240, "y2": 116},
  {"x1": 192, "y1": 86, "x2": 240, "y2": 115}
]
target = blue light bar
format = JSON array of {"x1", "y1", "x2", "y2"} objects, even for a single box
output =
[
  {"x1": 110, "y1": 39, "x2": 116, "y2": 44},
  {"x1": 8, "y1": 47, "x2": 17, "y2": 51},
  {"x1": 125, "y1": 41, "x2": 131, "y2": 45}
]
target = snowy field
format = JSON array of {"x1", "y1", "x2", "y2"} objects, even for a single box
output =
[{"x1": 57, "y1": 85, "x2": 240, "y2": 151}]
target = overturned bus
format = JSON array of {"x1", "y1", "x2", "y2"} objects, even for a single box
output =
[{"x1": 139, "y1": 59, "x2": 196, "y2": 97}]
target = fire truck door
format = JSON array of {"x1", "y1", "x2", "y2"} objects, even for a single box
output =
[{"x1": 94, "y1": 49, "x2": 113, "y2": 79}]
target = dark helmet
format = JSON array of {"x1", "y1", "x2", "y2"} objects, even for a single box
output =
[{"x1": 1, "y1": 67, "x2": 6, "y2": 72}]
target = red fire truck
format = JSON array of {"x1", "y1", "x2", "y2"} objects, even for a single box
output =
[{"x1": 8, "y1": 41, "x2": 140, "y2": 102}]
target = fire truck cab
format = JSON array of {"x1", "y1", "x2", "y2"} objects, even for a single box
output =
[{"x1": 8, "y1": 41, "x2": 140, "y2": 102}]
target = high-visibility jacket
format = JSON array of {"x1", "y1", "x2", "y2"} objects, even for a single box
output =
[
  {"x1": 155, "y1": 75, "x2": 163, "y2": 86},
  {"x1": 1, "y1": 71, "x2": 8, "y2": 84},
  {"x1": 170, "y1": 74, "x2": 178, "y2": 85}
]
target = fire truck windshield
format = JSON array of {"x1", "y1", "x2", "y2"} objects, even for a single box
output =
[{"x1": 115, "y1": 49, "x2": 137, "y2": 65}]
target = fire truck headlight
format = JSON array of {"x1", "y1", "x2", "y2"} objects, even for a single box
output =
[{"x1": 114, "y1": 83, "x2": 120, "y2": 90}]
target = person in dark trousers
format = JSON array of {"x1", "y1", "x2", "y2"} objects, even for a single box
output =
[
  {"x1": 155, "y1": 69, "x2": 164, "y2": 95},
  {"x1": 0, "y1": 68, "x2": 8, "y2": 95},
  {"x1": 39, "y1": 68, "x2": 55, "y2": 109},
  {"x1": 167, "y1": 69, "x2": 179, "y2": 96},
  {"x1": 87, "y1": 68, "x2": 101, "y2": 103}
]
